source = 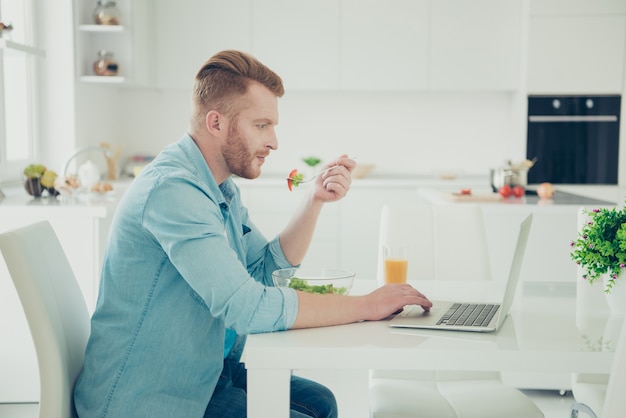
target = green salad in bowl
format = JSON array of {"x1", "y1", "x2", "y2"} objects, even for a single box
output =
[{"x1": 272, "y1": 268, "x2": 355, "y2": 295}]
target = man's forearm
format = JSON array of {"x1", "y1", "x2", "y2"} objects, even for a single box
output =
[{"x1": 278, "y1": 195, "x2": 324, "y2": 265}]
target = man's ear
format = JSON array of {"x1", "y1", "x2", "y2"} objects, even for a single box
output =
[{"x1": 206, "y1": 110, "x2": 225, "y2": 136}]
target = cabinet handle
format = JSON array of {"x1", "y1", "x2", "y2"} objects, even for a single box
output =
[{"x1": 528, "y1": 115, "x2": 618, "y2": 122}]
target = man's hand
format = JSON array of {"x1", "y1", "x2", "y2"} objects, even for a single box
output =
[
  {"x1": 312, "y1": 155, "x2": 356, "y2": 203},
  {"x1": 291, "y1": 284, "x2": 432, "y2": 329},
  {"x1": 362, "y1": 284, "x2": 432, "y2": 321}
]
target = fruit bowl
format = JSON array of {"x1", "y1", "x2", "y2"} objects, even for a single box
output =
[{"x1": 272, "y1": 268, "x2": 355, "y2": 295}]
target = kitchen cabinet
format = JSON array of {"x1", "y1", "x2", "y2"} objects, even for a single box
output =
[
  {"x1": 148, "y1": 0, "x2": 524, "y2": 92},
  {"x1": 152, "y1": 0, "x2": 340, "y2": 90},
  {"x1": 339, "y1": 0, "x2": 429, "y2": 91},
  {"x1": 252, "y1": 0, "x2": 341, "y2": 91},
  {"x1": 527, "y1": 1, "x2": 626, "y2": 94},
  {"x1": 0, "y1": 191, "x2": 121, "y2": 402},
  {"x1": 74, "y1": 0, "x2": 152, "y2": 84},
  {"x1": 236, "y1": 178, "x2": 425, "y2": 279},
  {"x1": 237, "y1": 180, "x2": 342, "y2": 268},
  {"x1": 418, "y1": 187, "x2": 618, "y2": 286},
  {"x1": 152, "y1": 0, "x2": 252, "y2": 89},
  {"x1": 238, "y1": 177, "x2": 619, "y2": 289},
  {"x1": 429, "y1": 0, "x2": 523, "y2": 91}
]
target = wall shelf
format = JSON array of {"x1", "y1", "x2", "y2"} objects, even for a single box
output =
[
  {"x1": 78, "y1": 24, "x2": 125, "y2": 33},
  {"x1": 0, "y1": 38, "x2": 45, "y2": 57},
  {"x1": 79, "y1": 75, "x2": 125, "y2": 83}
]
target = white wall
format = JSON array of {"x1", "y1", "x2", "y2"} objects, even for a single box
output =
[{"x1": 75, "y1": 86, "x2": 518, "y2": 179}]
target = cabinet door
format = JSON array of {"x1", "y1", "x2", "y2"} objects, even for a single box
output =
[
  {"x1": 238, "y1": 183, "x2": 341, "y2": 268},
  {"x1": 251, "y1": 0, "x2": 340, "y2": 90},
  {"x1": 340, "y1": 0, "x2": 429, "y2": 91},
  {"x1": 429, "y1": 0, "x2": 523, "y2": 91},
  {"x1": 527, "y1": 15, "x2": 626, "y2": 94},
  {"x1": 152, "y1": 0, "x2": 253, "y2": 89}
]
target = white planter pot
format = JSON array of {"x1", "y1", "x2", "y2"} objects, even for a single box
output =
[{"x1": 603, "y1": 275, "x2": 626, "y2": 316}]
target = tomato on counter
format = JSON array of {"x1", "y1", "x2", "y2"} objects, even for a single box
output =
[
  {"x1": 512, "y1": 185, "x2": 525, "y2": 198},
  {"x1": 498, "y1": 184, "x2": 512, "y2": 198}
]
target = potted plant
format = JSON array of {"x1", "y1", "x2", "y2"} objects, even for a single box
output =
[
  {"x1": 23, "y1": 163, "x2": 58, "y2": 197},
  {"x1": 570, "y1": 206, "x2": 626, "y2": 294}
]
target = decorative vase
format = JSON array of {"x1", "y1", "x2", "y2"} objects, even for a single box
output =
[
  {"x1": 603, "y1": 274, "x2": 626, "y2": 316},
  {"x1": 23, "y1": 177, "x2": 43, "y2": 197}
]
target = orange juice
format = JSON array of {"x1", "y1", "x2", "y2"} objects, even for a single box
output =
[{"x1": 384, "y1": 258, "x2": 408, "y2": 284}]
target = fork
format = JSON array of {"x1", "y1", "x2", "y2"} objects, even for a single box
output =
[{"x1": 287, "y1": 157, "x2": 357, "y2": 183}]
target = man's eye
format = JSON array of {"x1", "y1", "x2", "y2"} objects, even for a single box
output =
[{"x1": 257, "y1": 124, "x2": 268, "y2": 129}]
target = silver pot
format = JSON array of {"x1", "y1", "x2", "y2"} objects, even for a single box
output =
[{"x1": 490, "y1": 168, "x2": 527, "y2": 192}]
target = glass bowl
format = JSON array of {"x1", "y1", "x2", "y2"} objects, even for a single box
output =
[{"x1": 272, "y1": 267, "x2": 355, "y2": 295}]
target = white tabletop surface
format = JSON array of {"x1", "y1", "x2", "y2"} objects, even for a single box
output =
[{"x1": 242, "y1": 281, "x2": 618, "y2": 418}]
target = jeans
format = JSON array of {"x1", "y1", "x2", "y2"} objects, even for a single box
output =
[{"x1": 204, "y1": 359, "x2": 338, "y2": 418}]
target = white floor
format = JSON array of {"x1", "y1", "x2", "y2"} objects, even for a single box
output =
[{"x1": 0, "y1": 390, "x2": 575, "y2": 418}]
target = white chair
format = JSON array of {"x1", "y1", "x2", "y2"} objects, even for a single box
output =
[
  {"x1": 570, "y1": 315, "x2": 626, "y2": 418},
  {"x1": 370, "y1": 203, "x2": 544, "y2": 418},
  {"x1": 0, "y1": 221, "x2": 90, "y2": 418}
]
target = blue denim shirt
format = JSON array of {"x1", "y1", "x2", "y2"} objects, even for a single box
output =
[{"x1": 74, "y1": 134, "x2": 298, "y2": 417}]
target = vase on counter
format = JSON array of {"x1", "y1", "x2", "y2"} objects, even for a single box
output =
[{"x1": 603, "y1": 274, "x2": 626, "y2": 316}]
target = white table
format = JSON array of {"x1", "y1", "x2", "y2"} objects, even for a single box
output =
[{"x1": 242, "y1": 281, "x2": 618, "y2": 418}]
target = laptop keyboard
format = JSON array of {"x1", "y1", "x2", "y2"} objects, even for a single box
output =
[{"x1": 437, "y1": 303, "x2": 500, "y2": 327}]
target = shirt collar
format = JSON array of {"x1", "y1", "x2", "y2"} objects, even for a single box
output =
[{"x1": 179, "y1": 133, "x2": 237, "y2": 205}]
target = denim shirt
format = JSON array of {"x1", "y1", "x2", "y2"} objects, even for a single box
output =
[{"x1": 74, "y1": 134, "x2": 298, "y2": 418}]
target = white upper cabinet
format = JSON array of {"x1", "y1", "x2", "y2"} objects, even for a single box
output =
[
  {"x1": 144, "y1": 0, "x2": 525, "y2": 92},
  {"x1": 252, "y1": 0, "x2": 340, "y2": 91},
  {"x1": 527, "y1": 0, "x2": 626, "y2": 94},
  {"x1": 429, "y1": 0, "x2": 524, "y2": 91},
  {"x1": 153, "y1": 0, "x2": 252, "y2": 89},
  {"x1": 340, "y1": 0, "x2": 429, "y2": 91}
]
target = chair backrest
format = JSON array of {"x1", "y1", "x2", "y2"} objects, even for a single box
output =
[
  {"x1": 0, "y1": 221, "x2": 90, "y2": 418},
  {"x1": 377, "y1": 204, "x2": 492, "y2": 283}
]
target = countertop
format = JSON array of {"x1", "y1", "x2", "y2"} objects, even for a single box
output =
[
  {"x1": 419, "y1": 188, "x2": 616, "y2": 207},
  {"x1": 237, "y1": 172, "x2": 625, "y2": 208},
  {"x1": 1, "y1": 175, "x2": 624, "y2": 211},
  {"x1": 0, "y1": 180, "x2": 131, "y2": 217}
]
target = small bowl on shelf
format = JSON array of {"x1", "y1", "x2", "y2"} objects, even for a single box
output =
[{"x1": 272, "y1": 267, "x2": 355, "y2": 295}]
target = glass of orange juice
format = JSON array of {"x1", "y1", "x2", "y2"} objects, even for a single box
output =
[{"x1": 383, "y1": 245, "x2": 408, "y2": 284}]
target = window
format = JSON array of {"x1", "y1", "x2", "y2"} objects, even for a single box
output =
[{"x1": 0, "y1": 0, "x2": 39, "y2": 184}]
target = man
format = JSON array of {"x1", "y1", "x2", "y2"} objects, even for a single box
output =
[{"x1": 74, "y1": 50, "x2": 432, "y2": 417}]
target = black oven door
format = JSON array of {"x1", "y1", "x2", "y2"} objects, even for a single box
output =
[{"x1": 527, "y1": 95, "x2": 620, "y2": 185}]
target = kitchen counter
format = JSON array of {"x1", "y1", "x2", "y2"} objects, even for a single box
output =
[
  {"x1": 236, "y1": 173, "x2": 626, "y2": 205},
  {"x1": 418, "y1": 188, "x2": 616, "y2": 210},
  {"x1": 0, "y1": 179, "x2": 131, "y2": 211},
  {"x1": 235, "y1": 173, "x2": 493, "y2": 189}
]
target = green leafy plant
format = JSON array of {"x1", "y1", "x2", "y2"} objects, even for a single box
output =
[
  {"x1": 23, "y1": 163, "x2": 46, "y2": 179},
  {"x1": 287, "y1": 277, "x2": 347, "y2": 295},
  {"x1": 570, "y1": 206, "x2": 626, "y2": 293},
  {"x1": 302, "y1": 156, "x2": 322, "y2": 168}
]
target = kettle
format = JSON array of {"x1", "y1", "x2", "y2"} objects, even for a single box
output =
[
  {"x1": 490, "y1": 167, "x2": 527, "y2": 192},
  {"x1": 490, "y1": 159, "x2": 536, "y2": 192},
  {"x1": 78, "y1": 160, "x2": 100, "y2": 189}
]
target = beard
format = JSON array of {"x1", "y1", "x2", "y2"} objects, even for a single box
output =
[{"x1": 222, "y1": 124, "x2": 261, "y2": 180}]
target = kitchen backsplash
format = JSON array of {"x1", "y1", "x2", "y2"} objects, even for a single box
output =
[{"x1": 76, "y1": 85, "x2": 522, "y2": 179}]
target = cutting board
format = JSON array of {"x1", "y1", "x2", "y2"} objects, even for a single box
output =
[{"x1": 442, "y1": 191, "x2": 504, "y2": 202}]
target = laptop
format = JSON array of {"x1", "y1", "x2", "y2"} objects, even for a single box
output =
[{"x1": 389, "y1": 213, "x2": 533, "y2": 333}]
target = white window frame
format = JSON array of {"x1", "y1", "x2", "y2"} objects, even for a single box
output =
[{"x1": 0, "y1": 0, "x2": 43, "y2": 185}]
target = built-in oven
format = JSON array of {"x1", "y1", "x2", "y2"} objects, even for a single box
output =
[{"x1": 526, "y1": 95, "x2": 621, "y2": 185}]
